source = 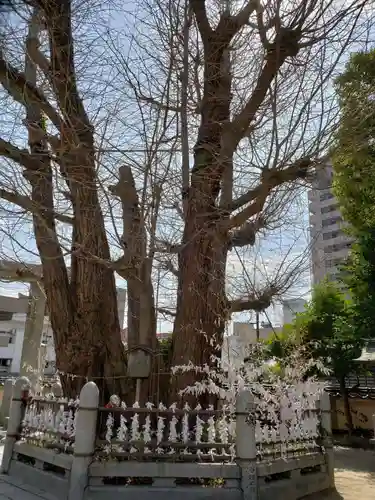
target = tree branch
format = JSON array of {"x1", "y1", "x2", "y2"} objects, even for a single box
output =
[
  {"x1": 229, "y1": 157, "x2": 313, "y2": 213},
  {"x1": 227, "y1": 27, "x2": 303, "y2": 150},
  {"x1": 228, "y1": 157, "x2": 314, "y2": 229},
  {"x1": 157, "y1": 307, "x2": 176, "y2": 318},
  {"x1": 0, "y1": 139, "x2": 72, "y2": 224},
  {"x1": 228, "y1": 218, "x2": 265, "y2": 249},
  {"x1": 112, "y1": 254, "x2": 133, "y2": 280},
  {"x1": 154, "y1": 239, "x2": 181, "y2": 254},
  {"x1": 0, "y1": 187, "x2": 73, "y2": 225},
  {"x1": 0, "y1": 260, "x2": 42, "y2": 282},
  {"x1": 190, "y1": 0, "x2": 213, "y2": 41},
  {"x1": 160, "y1": 258, "x2": 179, "y2": 277},
  {"x1": 42, "y1": 1, "x2": 93, "y2": 137},
  {"x1": 27, "y1": 37, "x2": 52, "y2": 80},
  {"x1": 109, "y1": 164, "x2": 149, "y2": 279},
  {"x1": 216, "y1": 0, "x2": 257, "y2": 39},
  {"x1": 230, "y1": 287, "x2": 278, "y2": 313},
  {"x1": 0, "y1": 50, "x2": 63, "y2": 131},
  {"x1": 0, "y1": 137, "x2": 43, "y2": 170}
]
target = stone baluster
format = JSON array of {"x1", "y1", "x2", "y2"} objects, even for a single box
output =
[
  {"x1": 236, "y1": 389, "x2": 257, "y2": 500},
  {"x1": 68, "y1": 381, "x2": 99, "y2": 500},
  {"x1": 0, "y1": 378, "x2": 14, "y2": 429},
  {"x1": 1, "y1": 377, "x2": 30, "y2": 473},
  {"x1": 319, "y1": 390, "x2": 335, "y2": 490}
]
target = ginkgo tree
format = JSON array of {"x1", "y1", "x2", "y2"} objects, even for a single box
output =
[{"x1": 0, "y1": 0, "x2": 371, "y2": 401}]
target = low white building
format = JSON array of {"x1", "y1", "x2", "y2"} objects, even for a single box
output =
[
  {"x1": 221, "y1": 298, "x2": 306, "y2": 369},
  {"x1": 0, "y1": 288, "x2": 126, "y2": 376},
  {"x1": 282, "y1": 298, "x2": 306, "y2": 325}
]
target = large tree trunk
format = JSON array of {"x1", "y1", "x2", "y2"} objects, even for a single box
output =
[
  {"x1": 22, "y1": 3, "x2": 129, "y2": 401},
  {"x1": 169, "y1": 1, "x2": 302, "y2": 400},
  {"x1": 171, "y1": 222, "x2": 228, "y2": 403},
  {"x1": 169, "y1": 4, "x2": 233, "y2": 401},
  {"x1": 109, "y1": 165, "x2": 159, "y2": 403}
]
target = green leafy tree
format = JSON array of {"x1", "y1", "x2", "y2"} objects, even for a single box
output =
[
  {"x1": 332, "y1": 49, "x2": 375, "y2": 342},
  {"x1": 332, "y1": 49, "x2": 375, "y2": 230},
  {"x1": 299, "y1": 282, "x2": 363, "y2": 431},
  {"x1": 269, "y1": 282, "x2": 362, "y2": 431},
  {"x1": 343, "y1": 230, "x2": 375, "y2": 340}
]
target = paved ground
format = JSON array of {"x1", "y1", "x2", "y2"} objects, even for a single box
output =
[
  {"x1": 318, "y1": 447, "x2": 375, "y2": 500},
  {"x1": 0, "y1": 446, "x2": 373, "y2": 499}
]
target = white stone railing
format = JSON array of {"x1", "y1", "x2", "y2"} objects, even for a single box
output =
[{"x1": 0, "y1": 378, "x2": 334, "y2": 500}]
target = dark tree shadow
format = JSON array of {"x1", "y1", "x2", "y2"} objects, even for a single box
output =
[{"x1": 334, "y1": 446, "x2": 375, "y2": 478}]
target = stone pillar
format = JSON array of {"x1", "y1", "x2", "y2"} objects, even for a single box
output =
[
  {"x1": 68, "y1": 381, "x2": 99, "y2": 500},
  {"x1": 37, "y1": 343, "x2": 47, "y2": 395},
  {"x1": 19, "y1": 282, "x2": 46, "y2": 394},
  {"x1": 0, "y1": 379, "x2": 14, "y2": 428},
  {"x1": 1, "y1": 377, "x2": 30, "y2": 473},
  {"x1": 370, "y1": 414, "x2": 375, "y2": 446},
  {"x1": 52, "y1": 381, "x2": 63, "y2": 398},
  {"x1": 236, "y1": 389, "x2": 257, "y2": 500},
  {"x1": 320, "y1": 390, "x2": 335, "y2": 489}
]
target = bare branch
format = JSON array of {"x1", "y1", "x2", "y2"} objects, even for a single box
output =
[
  {"x1": 159, "y1": 258, "x2": 179, "y2": 277},
  {"x1": 228, "y1": 157, "x2": 315, "y2": 229},
  {"x1": 0, "y1": 51, "x2": 63, "y2": 131},
  {"x1": 216, "y1": 1, "x2": 257, "y2": 38},
  {"x1": 41, "y1": 1, "x2": 92, "y2": 138},
  {"x1": 0, "y1": 185, "x2": 72, "y2": 225},
  {"x1": 230, "y1": 157, "x2": 315, "y2": 212},
  {"x1": 0, "y1": 137, "x2": 44, "y2": 169},
  {"x1": 154, "y1": 239, "x2": 182, "y2": 254},
  {"x1": 0, "y1": 260, "x2": 42, "y2": 282},
  {"x1": 157, "y1": 307, "x2": 176, "y2": 318},
  {"x1": 230, "y1": 287, "x2": 278, "y2": 313},
  {"x1": 190, "y1": 0, "x2": 213, "y2": 41},
  {"x1": 228, "y1": 218, "x2": 265, "y2": 249},
  {"x1": 227, "y1": 27, "x2": 303, "y2": 150}
]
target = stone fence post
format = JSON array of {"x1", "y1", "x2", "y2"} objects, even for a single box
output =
[
  {"x1": 0, "y1": 379, "x2": 14, "y2": 428},
  {"x1": 319, "y1": 390, "x2": 335, "y2": 490},
  {"x1": 1, "y1": 376, "x2": 30, "y2": 473},
  {"x1": 52, "y1": 381, "x2": 63, "y2": 398},
  {"x1": 68, "y1": 381, "x2": 99, "y2": 500},
  {"x1": 370, "y1": 414, "x2": 375, "y2": 446},
  {"x1": 236, "y1": 389, "x2": 257, "y2": 500}
]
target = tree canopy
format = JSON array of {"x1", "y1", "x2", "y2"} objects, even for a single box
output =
[
  {"x1": 332, "y1": 49, "x2": 375, "y2": 230},
  {"x1": 0, "y1": 1, "x2": 372, "y2": 401},
  {"x1": 341, "y1": 223, "x2": 375, "y2": 340},
  {"x1": 332, "y1": 49, "x2": 375, "y2": 341},
  {"x1": 268, "y1": 282, "x2": 362, "y2": 382}
]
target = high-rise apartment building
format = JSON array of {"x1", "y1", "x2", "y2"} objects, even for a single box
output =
[{"x1": 308, "y1": 164, "x2": 353, "y2": 285}]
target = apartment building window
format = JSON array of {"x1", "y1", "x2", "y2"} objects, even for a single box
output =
[
  {"x1": 324, "y1": 241, "x2": 352, "y2": 254},
  {"x1": 321, "y1": 204, "x2": 338, "y2": 214},
  {"x1": 317, "y1": 178, "x2": 332, "y2": 190},
  {"x1": 322, "y1": 216, "x2": 342, "y2": 227},
  {"x1": 320, "y1": 192, "x2": 334, "y2": 202},
  {"x1": 325, "y1": 257, "x2": 343, "y2": 268},
  {"x1": 0, "y1": 311, "x2": 13, "y2": 321},
  {"x1": 323, "y1": 230, "x2": 341, "y2": 240}
]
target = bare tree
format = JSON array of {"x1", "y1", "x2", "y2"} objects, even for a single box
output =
[{"x1": 0, "y1": 0, "x2": 372, "y2": 401}]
